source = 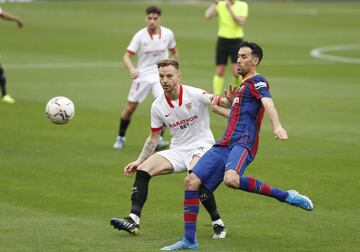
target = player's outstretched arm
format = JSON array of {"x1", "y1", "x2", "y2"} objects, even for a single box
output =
[
  {"x1": 123, "y1": 130, "x2": 161, "y2": 176},
  {"x1": 210, "y1": 95, "x2": 231, "y2": 118},
  {"x1": 261, "y1": 97, "x2": 288, "y2": 140},
  {"x1": 0, "y1": 11, "x2": 23, "y2": 28}
]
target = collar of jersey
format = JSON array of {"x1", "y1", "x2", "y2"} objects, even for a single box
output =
[
  {"x1": 241, "y1": 73, "x2": 259, "y2": 84},
  {"x1": 147, "y1": 27, "x2": 162, "y2": 39},
  {"x1": 165, "y1": 84, "x2": 183, "y2": 108}
]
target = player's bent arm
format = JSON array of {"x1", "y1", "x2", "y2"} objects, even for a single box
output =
[
  {"x1": 0, "y1": 11, "x2": 23, "y2": 28},
  {"x1": 137, "y1": 130, "x2": 161, "y2": 164},
  {"x1": 261, "y1": 97, "x2": 288, "y2": 140},
  {"x1": 123, "y1": 52, "x2": 138, "y2": 79},
  {"x1": 232, "y1": 15, "x2": 247, "y2": 26},
  {"x1": 123, "y1": 130, "x2": 161, "y2": 176},
  {"x1": 204, "y1": 2, "x2": 217, "y2": 20},
  {"x1": 226, "y1": 3, "x2": 246, "y2": 26},
  {"x1": 211, "y1": 94, "x2": 232, "y2": 109},
  {"x1": 212, "y1": 106, "x2": 231, "y2": 118},
  {"x1": 210, "y1": 96, "x2": 231, "y2": 118},
  {"x1": 169, "y1": 48, "x2": 179, "y2": 61}
]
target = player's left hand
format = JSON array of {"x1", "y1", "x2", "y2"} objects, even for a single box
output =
[
  {"x1": 224, "y1": 85, "x2": 237, "y2": 104},
  {"x1": 124, "y1": 160, "x2": 141, "y2": 176},
  {"x1": 16, "y1": 20, "x2": 23, "y2": 28},
  {"x1": 274, "y1": 127, "x2": 288, "y2": 140}
]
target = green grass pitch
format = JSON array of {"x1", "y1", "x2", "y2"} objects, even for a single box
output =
[{"x1": 1, "y1": 1, "x2": 359, "y2": 251}]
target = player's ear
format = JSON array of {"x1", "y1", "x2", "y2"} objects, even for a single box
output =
[{"x1": 178, "y1": 71, "x2": 182, "y2": 79}]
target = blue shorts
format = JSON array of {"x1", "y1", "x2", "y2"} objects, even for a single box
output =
[{"x1": 192, "y1": 144, "x2": 254, "y2": 192}]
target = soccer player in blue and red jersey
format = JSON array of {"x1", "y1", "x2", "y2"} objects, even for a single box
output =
[{"x1": 161, "y1": 41, "x2": 314, "y2": 250}]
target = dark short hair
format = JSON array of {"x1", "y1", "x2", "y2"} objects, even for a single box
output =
[
  {"x1": 157, "y1": 59, "x2": 179, "y2": 70},
  {"x1": 240, "y1": 41, "x2": 263, "y2": 65},
  {"x1": 146, "y1": 6, "x2": 161, "y2": 16}
]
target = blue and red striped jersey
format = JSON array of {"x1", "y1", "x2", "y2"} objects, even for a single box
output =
[{"x1": 216, "y1": 74, "x2": 271, "y2": 157}]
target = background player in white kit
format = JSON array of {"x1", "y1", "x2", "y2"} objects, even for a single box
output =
[
  {"x1": 111, "y1": 59, "x2": 227, "y2": 239},
  {"x1": 113, "y1": 6, "x2": 179, "y2": 149},
  {"x1": 0, "y1": 5, "x2": 23, "y2": 104}
]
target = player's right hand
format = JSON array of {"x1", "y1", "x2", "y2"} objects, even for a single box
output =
[
  {"x1": 274, "y1": 127, "x2": 288, "y2": 140},
  {"x1": 130, "y1": 69, "x2": 139, "y2": 79},
  {"x1": 124, "y1": 160, "x2": 141, "y2": 176}
]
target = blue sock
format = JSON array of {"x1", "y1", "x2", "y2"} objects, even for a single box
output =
[
  {"x1": 184, "y1": 190, "x2": 199, "y2": 243},
  {"x1": 239, "y1": 176, "x2": 288, "y2": 202}
]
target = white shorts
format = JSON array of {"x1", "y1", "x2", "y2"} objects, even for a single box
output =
[
  {"x1": 127, "y1": 71, "x2": 162, "y2": 103},
  {"x1": 158, "y1": 143, "x2": 213, "y2": 173}
]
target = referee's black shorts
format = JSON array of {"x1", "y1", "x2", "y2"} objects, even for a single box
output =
[{"x1": 216, "y1": 37, "x2": 243, "y2": 65}]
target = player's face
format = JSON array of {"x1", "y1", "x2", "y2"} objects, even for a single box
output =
[
  {"x1": 237, "y1": 47, "x2": 259, "y2": 77},
  {"x1": 146, "y1": 13, "x2": 161, "y2": 31},
  {"x1": 159, "y1": 65, "x2": 181, "y2": 93}
]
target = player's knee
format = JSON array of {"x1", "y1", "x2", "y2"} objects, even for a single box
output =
[
  {"x1": 216, "y1": 66, "x2": 226, "y2": 76},
  {"x1": 122, "y1": 103, "x2": 137, "y2": 118},
  {"x1": 137, "y1": 164, "x2": 152, "y2": 175},
  {"x1": 223, "y1": 172, "x2": 239, "y2": 188},
  {"x1": 184, "y1": 174, "x2": 200, "y2": 190}
]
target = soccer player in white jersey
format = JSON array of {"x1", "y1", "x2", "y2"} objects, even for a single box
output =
[
  {"x1": 0, "y1": 5, "x2": 23, "y2": 104},
  {"x1": 111, "y1": 59, "x2": 227, "y2": 239},
  {"x1": 113, "y1": 6, "x2": 179, "y2": 149}
]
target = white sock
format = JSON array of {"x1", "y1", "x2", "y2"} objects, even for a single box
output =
[
  {"x1": 129, "y1": 213, "x2": 140, "y2": 225},
  {"x1": 212, "y1": 219, "x2": 224, "y2": 226}
]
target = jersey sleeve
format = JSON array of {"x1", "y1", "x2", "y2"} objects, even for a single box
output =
[
  {"x1": 0, "y1": 6, "x2": 3, "y2": 15},
  {"x1": 215, "y1": 1, "x2": 224, "y2": 13},
  {"x1": 127, "y1": 31, "x2": 141, "y2": 55},
  {"x1": 187, "y1": 86, "x2": 212, "y2": 105},
  {"x1": 167, "y1": 29, "x2": 176, "y2": 50},
  {"x1": 236, "y1": 2, "x2": 249, "y2": 17},
  {"x1": 249, "y1": 79, "x2": 271, "y2": 100},
  {"x1": 150, "y1": 102, "x2": 164, "y2": 132}
]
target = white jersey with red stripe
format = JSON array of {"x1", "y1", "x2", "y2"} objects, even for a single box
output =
[
  {"x1": 151, "y1": 84, "x2": 215, "y2": 150},
  {"x1": 127, "y1": 26, "x2": 176, "y2": 76}
]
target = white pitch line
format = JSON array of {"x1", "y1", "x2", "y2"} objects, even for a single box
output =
[{"x1": 310, "y1": 44, "x2": 360, "y2": 64}]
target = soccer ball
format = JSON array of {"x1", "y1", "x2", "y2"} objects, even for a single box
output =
[{"x1": 45, "y1": 96, "x2": 75, "y2": 125}]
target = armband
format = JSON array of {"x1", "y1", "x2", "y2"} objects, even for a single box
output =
[{"x1": 217, "y1": 96, "x2": 222, "y2": 106}]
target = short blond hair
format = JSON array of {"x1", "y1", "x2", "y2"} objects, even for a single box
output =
[{"x1": 156, "y1": 59, "x2": 179, "y2": 70}]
